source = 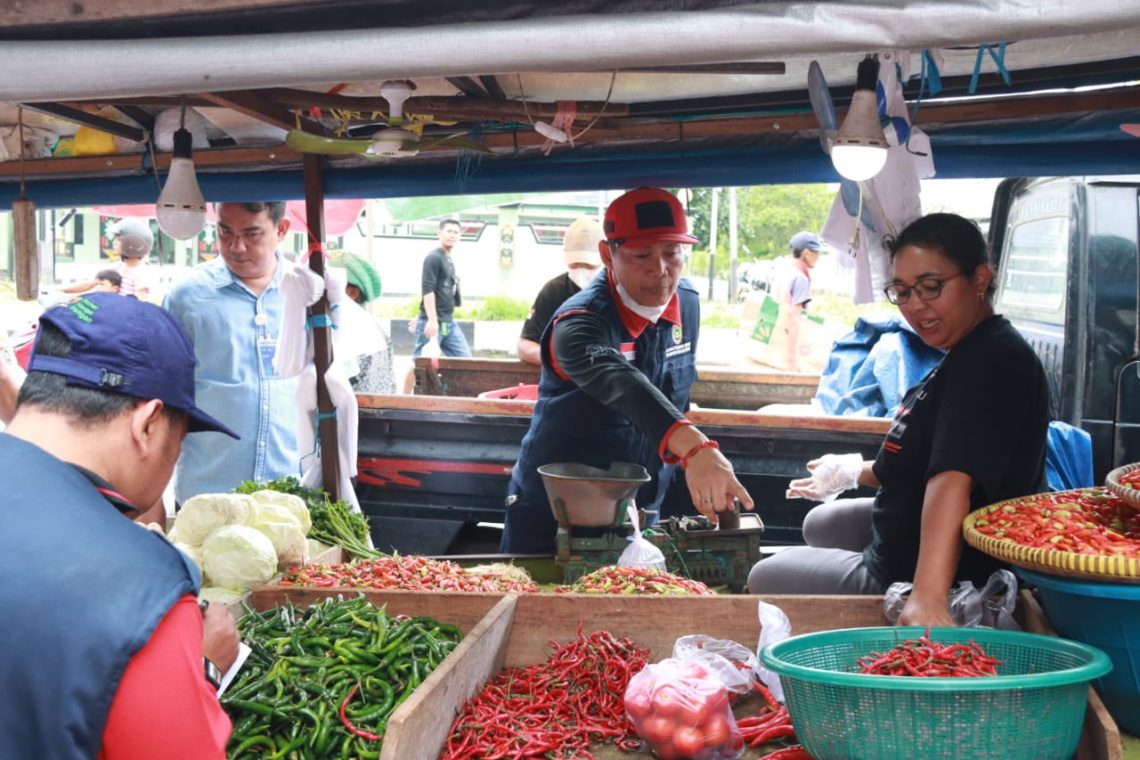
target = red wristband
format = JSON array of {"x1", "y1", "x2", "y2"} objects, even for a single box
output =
[{"x1": 680, "y1": 440, "x2": 719, "y2": 470}]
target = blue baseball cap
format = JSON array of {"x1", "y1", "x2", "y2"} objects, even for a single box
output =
[
  {"x1": 790, "y1": 231, "x2": 823, "y2": 252},
  {"x1": 29, "y1": 294, "x2": 239, "y2": 438}
]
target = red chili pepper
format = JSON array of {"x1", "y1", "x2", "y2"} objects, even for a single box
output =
[
  {"x1": 338, "y1": 683, "x2": 383, "y2": 741},
  {"x1": 760, "y1": 745, "x2": 815, "y2": 759}
]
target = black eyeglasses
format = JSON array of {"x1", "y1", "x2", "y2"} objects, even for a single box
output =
[{"x1": 883, "y1": 274, "x2": 965, "y2": 305}]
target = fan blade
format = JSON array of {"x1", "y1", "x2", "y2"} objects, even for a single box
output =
[
  {"x1": 286, "y1": 130, "x2": 369, "y2": 156},
  {"x1": 1122, "y1": 124, "x2": 1140, "y2": 138},
  {"x1": 807, "y1": 60, "x2": 838, "y2": 154},
  {"x1": 417, "y1": 133, "x2": 493, "y2": 154}
]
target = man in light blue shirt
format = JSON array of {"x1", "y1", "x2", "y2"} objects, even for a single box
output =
[{"x1": 164, "y1": 201, "x2": 299, "y2": 503}]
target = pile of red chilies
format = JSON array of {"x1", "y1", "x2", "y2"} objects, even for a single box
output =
[
  {"x1": 1119, "y1": 469, "x2": 1140, "y2": 488},
  {"x1": 857, "y1": 630, "x2": 1001, "y2": 677},
  {"x1": 555, "y1": 565, "x2": 715, "y2": 595},
  {"x1": 737, "y1": 682, "x2": 811, "y2": 759},
  {"x1": 442, "y1": 628, "x2": 650, "y2": 759},
  {"x1": 972, "y1": 488, "x2": 1140, "y2": 557},
  {"x1": 278, "y1": 555, "x2": 540, "y2": 593}
]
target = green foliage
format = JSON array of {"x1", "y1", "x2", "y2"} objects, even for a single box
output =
[
  {"x1": 373, "y1": 297, "x2": 421, "y2": 318},
  {"x1": 687, "y1": 185, "x2": 834, "y2": 278},
  {"x1": 810, "y1": 291, "x2": 898, "y2": 332},
  {"x1": 699, "y1": 300, "x2": 743, "y2": 329},
  {"x1": 455, "y1": 295, "x2": 531, "y2": 321}
]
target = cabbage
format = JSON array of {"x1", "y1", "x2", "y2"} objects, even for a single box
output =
[
  {"x1": 173, "y1": 541, "x2": 204, "y2": 578},
  {"x1": 173, "y1": 493, "x2": 257, "y2": 546},
  {"x1": 200, "y1": 525, "x2": 277, "y2": 592},
  {"x1": 198, "y1": 586, "x2": 244, "y2": 606},
  {"x1": 250, "y1": 502, "x2": 309, "y2": 565},
  {"x1": 249, "y1": 490, "x2": 311, "y2": 535}
]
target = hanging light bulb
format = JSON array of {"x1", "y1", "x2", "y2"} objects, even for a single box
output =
[
  {"x1": 156, "y1": 103, "x2": 206, "y2": 240},
  {"x1": 831, "y1": 56, "x2": 888, "y2": 182}
]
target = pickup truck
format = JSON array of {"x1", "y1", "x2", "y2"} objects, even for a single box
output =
[{"x1": 356, "y1": 176, "x2": 1140, "y2": 554}]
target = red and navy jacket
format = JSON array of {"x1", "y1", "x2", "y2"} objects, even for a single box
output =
[{"x1": 500, "y1": 269, "x2": 700, "y2": 554}]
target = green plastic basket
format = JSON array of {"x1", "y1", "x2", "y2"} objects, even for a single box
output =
[{"x1": 760, "y1": 626, "x2": 1112, "y2": 760}]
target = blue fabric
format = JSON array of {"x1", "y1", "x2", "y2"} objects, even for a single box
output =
[
  {"x1": 501, "y1": 275, "x2": 700, "y2": 554},
  {"x1": 1045, "y1": 421, "x2": 1095, "y2": 491},
  {"x1": 164, "y1": 255, "x2": 299, "y2": 503},
  {"x1": 0, "y1": 435, "x2": 198, "y2": 759},
  {"x1": 816, "y1": 316, "x2": 944, "y2": 418}
]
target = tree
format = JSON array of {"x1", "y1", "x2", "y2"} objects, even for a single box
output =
[{"x1": 685, "y1": 184, "x2": 834, "y2": 278}]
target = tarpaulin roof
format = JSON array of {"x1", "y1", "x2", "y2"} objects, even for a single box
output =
[{"x1": 0, "y1": 0, "x2": 1136, "y2": 205}]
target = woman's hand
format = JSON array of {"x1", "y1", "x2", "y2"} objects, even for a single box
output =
[
  {"x1": 898, "y1": 591, "x2": 956, "y2": 627},
  {"x1": 785, "y1": 453, "x2": 865, "y2": 501}
]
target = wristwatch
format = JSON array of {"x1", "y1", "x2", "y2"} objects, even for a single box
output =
[{"x1": 203, "y1": 657, "x2": 222, "y2": 690}]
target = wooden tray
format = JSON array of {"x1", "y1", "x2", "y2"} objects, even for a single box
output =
[{"x1": 963, "y1": 490, "x2": 1140, "y2": 583}]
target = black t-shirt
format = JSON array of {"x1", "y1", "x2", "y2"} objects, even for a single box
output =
[
  {"x1": 864, "y1": 315, "x2": 1050, "y2": 586},
  {"x1": 418, "y1": 247, "x2": 459, "y2": 321},
  {"x1": 520, "y1": 272, "x2": 580, "y2": 343}
]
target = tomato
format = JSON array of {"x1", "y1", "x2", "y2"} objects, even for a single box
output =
[
  {"x1": 625, "y1": 690, "x2": 652, "y2": 721},
  {"x1": 640, "y1": 714, "x2": 675, "y2": 748},
  {"x1": 673, "y1": 725, "x2": 705, "y2": 757},
  {"x1": 653, "y1": 739, "x2": 680, "y2": 760},
  {"x1": 672, "y1": 692, "x2": 705, "y2": 727},
  {"x1": 723, "y1": 729, "x2": 744, "y2": 753},
  {"x1": 651, "y1": 685, "x2": 682, "y2": 717},
  {"x1": 700, "y1": 712, "x2": 731, "y2": 747},
  {"x1": 702, "y1": 685, "x2": 729, "y2": 716},
  {"x1": 677, "y1": 660, "x2": 709, "y2": 681}
]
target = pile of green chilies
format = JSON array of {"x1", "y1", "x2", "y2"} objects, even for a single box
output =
[{"x1": 222, "y1": 597, "x2": 462, "y2": 758}]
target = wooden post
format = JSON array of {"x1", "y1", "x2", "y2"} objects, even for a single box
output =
[
  {"x1": 302, "y1": 153, "x2": 340, "y2": 501},
  {"x1": 12, "y1": 197, "x2": 38, "y2": 301}
]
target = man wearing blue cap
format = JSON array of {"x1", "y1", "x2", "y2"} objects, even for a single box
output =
[
  {"x1": 774, "y1": 231, "x2": 824, "y2": 372},
  {"x1": 0, "y1": 293, "x2": 235, "y2": 758}
]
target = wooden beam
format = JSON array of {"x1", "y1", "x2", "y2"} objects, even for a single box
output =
[
  {"x1": 199, "y1": 90, "x2": 321, "y2": 134},
  {"x1": 302, "y1": 152, "x2": 341, "y2": 501},
  {"x1": 446, "y1": 77, "x2": 488, "y2": 99},
  {"x1": 113, "y1": 105, "x2": 155, "y2": 132},
  {"x1": 261, "y1": 88, "x2": 629, "y2": 122},
  {"x1": 0, "y1": 145, "x2": 299, "y2": 179},
  {"x1": 19, "y1": 102, "x2": 146, "y2": 142},
  {"x1": 478, "y1": 75, "x2": 507, "y2": 101}
]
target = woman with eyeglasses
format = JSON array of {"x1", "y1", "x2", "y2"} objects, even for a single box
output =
[{"x1": 747, "y1": 212, "x2": 1050, "y2": 627}]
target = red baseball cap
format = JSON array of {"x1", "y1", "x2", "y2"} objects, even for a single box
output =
[{"x1": 604, "y1": 188, "x2": 698, "y2": 248}]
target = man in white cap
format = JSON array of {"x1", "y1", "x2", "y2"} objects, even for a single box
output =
[
  {"x1": 516, "y1": 218, "x2": 606, "y2": 365},
  {"x1": 62, "y1": 218, "x2": 155, "y2": 301}
]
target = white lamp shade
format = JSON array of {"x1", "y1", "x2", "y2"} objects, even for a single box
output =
[
  {"x1": 832, "y1": 88, "x2": 888, "y2": 182},
  {"x1": 156, "y1": 156, "x2": 207, "y2": 240}
]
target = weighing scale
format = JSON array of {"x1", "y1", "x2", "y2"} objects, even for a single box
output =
[{"x1": 538, "y1": 461, "x2": 765, "y2": 592}]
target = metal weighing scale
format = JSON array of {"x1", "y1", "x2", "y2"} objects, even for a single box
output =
[{"x1": 538, "y1": 462, "x2": 765, "y2": 592}]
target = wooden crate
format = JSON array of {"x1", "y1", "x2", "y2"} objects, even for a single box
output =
[{"x1": 378, "y1": 592, "x2": 889, "y2": 759}]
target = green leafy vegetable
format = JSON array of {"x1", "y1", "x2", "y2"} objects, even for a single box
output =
[{"x1": 234, "y1": 476, "x2": 382, "y2": 559}]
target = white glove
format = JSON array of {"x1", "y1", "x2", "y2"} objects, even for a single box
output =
[{"x1": 785, "y1": 453, "x2": 864, "y2": 502}]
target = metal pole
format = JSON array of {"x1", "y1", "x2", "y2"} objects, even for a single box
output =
[
  {"x1": 728, "y1": 186, "x2": 738, "y2": 303},
  {"x1": 707, "y1": 188, "x2": 719, "y2": 300}
]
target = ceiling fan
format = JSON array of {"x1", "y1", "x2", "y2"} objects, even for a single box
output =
[{"x1": 286, "y1": 80, "x2": 491, "y2": 159}]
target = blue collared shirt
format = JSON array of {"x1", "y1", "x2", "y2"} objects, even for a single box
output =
[{"x1": 164, "y1": 255, "x2": 299, "y2": 503}]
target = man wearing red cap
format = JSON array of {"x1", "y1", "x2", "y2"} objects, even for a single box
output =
[{"x1": 500, "y1": 188, "x2": 753, "y2": 554}]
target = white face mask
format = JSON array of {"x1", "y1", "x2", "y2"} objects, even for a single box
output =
[
  {"x1": 568, "y1": 267, "x2": 599, "y2": 289},
  {"x1": 616, "y1": 283, "x2": 668, "y2": 324}
]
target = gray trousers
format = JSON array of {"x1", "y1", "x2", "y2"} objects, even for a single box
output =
[{"x1": 747, "y1": 497, "x2": 887, "y2": 595}]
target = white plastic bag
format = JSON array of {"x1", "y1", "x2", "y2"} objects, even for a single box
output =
[
  {"x1": 617, "y1": 503, "x2": 666, "y2": 571},
  {"x1": 421, "y1": 336, "x2": 442, "y2": 359},
  {"x1": 755, "y1": 601, "x2": 792, "y2": 704},
  {"x1": 882, "y1": 570, "x2": 1019, "y2": 629},
  {"x1": 673, "y1": 634, "x2": 759, "y2": 697}
]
